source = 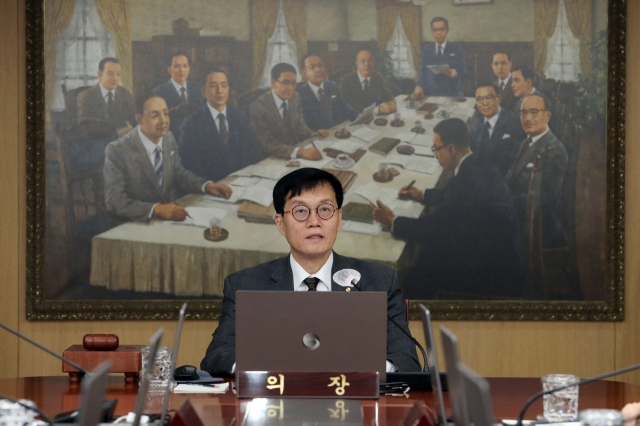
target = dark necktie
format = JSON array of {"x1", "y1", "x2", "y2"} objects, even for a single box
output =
[
  {"x1": 363, "y1": 79, "x2": 370, "y2": 91},
  {"x1": 317, "y1": 87, "x2": 329, "y2": 117},
  {"x1": 500, "y1": 81, "x2": 506, "y2": 93},
  {"x1": 218, "y1": 113, "x2": 228, "y2": 145},
  {"x1": 437, "y1": 45, "x2": 443, "y2": 58},
  {"x1": 282, "y1": 101, "x2": 296, "y2": 142},
  {"x1": 478, "y1": 121, "x2": 491, "y2": 155},
  {"x1": 153, "y1": 146, "x2": 163, "y2": 186},
  {"x1": 180, "y1": 87, "x2": 187, "y2": 103},
  {"x1": 106, "y1": 92, "x2": 115, "y2": 119},
  {"x1": 304, "y1": 277, "x2": 319, "y2": 292}
]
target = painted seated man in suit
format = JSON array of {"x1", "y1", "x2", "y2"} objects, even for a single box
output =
[
  {"x1": 492, "y1": 51, "x2": 517, "y2": 111},
  {"x1": 471, "y1": 83, "x2": 524, "y2": 177},
  {"x1": 297, "y1": 54, "x2": 360, "y2": 131},
  {"x1": 506, "y1": 94, "x2": 568, "y2": 248},
  {"x1": 153, "y1": 52, "x2": 204, "y2": 140},
  {"x1": 250, "y1": 63, "x2": 328, "y2": 160},
  {"x1": 200, "y1": 167, "x2": 421, "y2": 376},
  {"x1": 371, "y1": 118, "x2": 524, "y2": 300},
  {"x1": 179, "y1": 69, "x2": 264, "y2": 182},
  {"x1": 103, "y1": 93, "x2": 232, "y2": 224},
  {"x1": 411, "y1": 17, "x2": 468, "y2": 99},
  {"x1": 511, "y1": 65, "x2": 542, "y2": 113},
  {"x1": 77, "y1": 57, "x2": 135, "y2": 133},
  {"x1": 340, "y1": 49, "x2": 396, "y2": 114}
]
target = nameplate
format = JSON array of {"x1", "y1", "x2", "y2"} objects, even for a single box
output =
[{"x1": 236, "y1": 371, "x2": 379, "y2": 399}]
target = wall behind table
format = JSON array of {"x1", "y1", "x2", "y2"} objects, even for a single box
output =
[{"x1": 0, "y1": 0, "x2": 636, "y2": 383}]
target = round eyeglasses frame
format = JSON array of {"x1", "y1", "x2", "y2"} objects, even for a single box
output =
[{"x1": 284, "y1": 203, "x2": 337, "y2": 222}]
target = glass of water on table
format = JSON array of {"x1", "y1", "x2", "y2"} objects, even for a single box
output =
[{"x1": 541, "y1": 374, "x2": 579, "y2": 421}]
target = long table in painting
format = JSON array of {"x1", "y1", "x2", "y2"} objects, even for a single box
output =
[
  {"x1": 0, "y1": 376, "x2": 637, "y2": 424},
  {"x1": 89, "y1": 95, "x2": 476, "y2": 296}
]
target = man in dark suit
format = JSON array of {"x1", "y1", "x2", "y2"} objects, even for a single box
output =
[
  {"x1": 471, "y1": 83, "x2": 523, "y2": 177},
  {"x1": 492, "y1": 52, "x2": 517, "y2": 111},
  {"x1": 411, "y1": 17, "x2": 468, "y2": 99},
  {"x1": 103, "y1": 93, "x2": 232, "y2": 224},
  {"x1": 153, "y1": 52, "x2": 204, "y2": 140},
  {"x1": 296, "y1": 54, "x2": 359, "y2": 130},
  {"x1": 506, "y1": 94, "x2": 568, "y2": 248},
  {"x1": 77, "y1": 57, "x2": 135, "y2": 131},
  {"x1": 179, "y1": 69, "x2": 263, "y2": 182},
  {"x1": 372, "y1": 118, "x2": 524, "y2": 300},
  {"x1": 340, "y1": 49, "x2": 396, "y2": 114},
  {"x1": 201, "y1": 168, "x2": 421, "y2": 376},
  {"x1": 250, "y1": 63, "x2": 328, "y2": 160},
  {"x1": 511, "y1": 65, "x2": 542, "y2": 113}
]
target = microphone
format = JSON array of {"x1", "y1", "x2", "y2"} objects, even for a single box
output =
[
  {"x1": 0, "y1": 322, "x2": 89, "y2": 374},
  {"x1": 516, "y1": 362, "x2": 640, "y2": 426},
  {"x1": 332, "y1": 269, "x2": 429, "y2": 373}
]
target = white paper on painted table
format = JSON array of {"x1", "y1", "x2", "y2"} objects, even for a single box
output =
[
  {"x1": 351, "y1": 126, "x2": 382, "y2": 143},
  {"x1": 341, "y1": 220, "x2": 382, "y2": 236},
  {"x1": 384, "y1": 154, "x2": 440, "y2": 175},
  {"x1": 202, "y1": 186, "x2": 273, "y2": 207},
  {"x1": 167, "y1": 207, "x2": 228, "y2": 228}
]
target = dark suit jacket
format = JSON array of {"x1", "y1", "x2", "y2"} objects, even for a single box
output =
[
  {"x1": 179, "y1": 104, "x2": 264, "y2": 182},
  {"x1": 296, "y1": 80, "x2": 359, "y2": 131},
  {"x1": 471, "y1": 108, "x2": 524, "y2": 177},
  {"x1": 77, "y1": 84, "x2": 135, "y2": 128},
  {"x1": 340, "y1": 70, "x2": 395, "y2": 113},
  {"x1": 200, "y1": 253, "x2": 421, "y2": 376},
  {"x1": 103, "y1": 128, "x2": 207, "y2": 223},
  {"x1": 514, "y1": 88, "x2": 542, "y2": 113},
  {"x1": 417, "y1": 41, "x2": 468, "y2": 97},
  {"x1": 250, "y1": 90, "x2": 314, "y2": 158},
  {"x1": 153, "y1": 79, "x2": 204, "y2": 139},
  {"x1": 393, "y1": 154, "x2": 524, "y2": 300},
  {"x1": 495, "y1": 76, "x2": 517, "y2": 111}
]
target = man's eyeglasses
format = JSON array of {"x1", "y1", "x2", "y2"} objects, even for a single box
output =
[
  {"x1": 276, "y1": 79, "x2": 297, "y2": 87},
  {"x1": 476, "y1": 94, "x2": 497, "y2": 103},
  {"x1": 520, "y1": 108, "x2": 548, "y2": 118},
  {"x1": 431, "y1": 144, "x2": 446, "y2": 154},
  {"x1": 284, "y1": 203, "x2": 337, "y2": 222}
]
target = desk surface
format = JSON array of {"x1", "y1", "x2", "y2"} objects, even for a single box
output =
[{"x1": 1, "y1": 376, "x2": 638, "y2": 424}]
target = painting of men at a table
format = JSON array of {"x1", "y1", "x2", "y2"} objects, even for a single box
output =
[{"x1": 44, "y1": 0, "x2": 609, "y2": 305}]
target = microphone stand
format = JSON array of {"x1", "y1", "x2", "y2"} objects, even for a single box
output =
[{"x1": 517, "y1": 363, "x2": 640, "y2": 426}]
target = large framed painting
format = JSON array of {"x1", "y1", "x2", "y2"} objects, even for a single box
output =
[{"x1": 26, "y1": 0, "x2": 625, "y2": 320}]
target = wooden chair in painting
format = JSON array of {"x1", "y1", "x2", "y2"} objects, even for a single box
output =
[{"x1": 61, "y1": 83, "x2": 92, "y2": 129}]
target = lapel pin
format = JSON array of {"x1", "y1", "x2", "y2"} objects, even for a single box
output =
[{"x1": 346, "y1": 288, "x2": 351, "y2": 292}]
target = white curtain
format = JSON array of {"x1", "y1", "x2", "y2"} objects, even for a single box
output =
[
  {"x1": 53, "y1": 0, "x2": 115, "y2": 110},
  {"x1": 386, "y1": 14, "x2": 415, "y2": 79},
  {"x1": 544, "y1": 0, "x2": 582, "y2": 82},
  {"x1": 259, "y1": 0, "x2": 300, "y2": 88}
]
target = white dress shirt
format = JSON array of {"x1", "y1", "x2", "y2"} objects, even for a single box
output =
[
  {"x1": 529, "y1": 128, "x2": 550, "y2": 147},
  {"x1": 207, "y1": 104, "x2": 228, "y2": 134},
  {"x1": 435, "y1": 40, "x2": 448, "y2": 54},
  {"x1": 483, "y1": 108, "x2": 502, "y2": 139},
  {"x1": 290, "y1": 252, "x2": 333, "y2": 292},
  {"x1": 498, "y1": 74, "x2": 511, "y2": 91},
  {"x1": 306, "y1": 81, "x2": 325, "y2": 101},
  {"x1": 357, "y1": 71, "x2": 381, "y2": 115},
  {"x1": 99, "y1": 84, "x2": 115, "y2": 104},
  {"x1": 171, "y1": 79, "x2": 188, "y2": 101}
]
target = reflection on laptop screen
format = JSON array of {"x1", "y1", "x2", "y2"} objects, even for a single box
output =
[
  {"x1": 459, "y1": 364, "x2": 496, "y2": 426},
  {"x1": 440, "y1": 326, "x2": 470, "y2": 426},
  {"x1": 419, "y1": 304, "x2": 448, "y2": 424}
]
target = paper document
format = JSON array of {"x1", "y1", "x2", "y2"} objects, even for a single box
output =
[
  {"x1": 173, "y1": 383, "x2": 229, "y2": 394},
  {"x1": 296, "y1": 155, "x2": 334, "y2": 169},
  {"x1": 231, "y1": 176, "x2": 260, "y2": 187},
  {"x1": 168, "y1": 207, "x2": 227, "y2": 228},
  {"x1": 203, "y1": 186, "x2": 273, "y2": 207},
  {"x1": 409, "y1": 134, "x2": 433, "y2": 147},
  {"x1": 426, "y1": 64, "x2": 449, "y2": 74},
  {"x1": 412, "y1": 145, "x2": 434, "y2": 157},
  {"x1": 255, "y1": 178, "x2": 277, "y2": 190},
  {"x1": 395, "y1": 132, "x2": 417, "y2": 143},
  {"x1": 327, "y1": 139, "x2": 363, "y2": 154},
  {"x1": 351, "y1": 126, "x2": 382, "y2": 143},
  {"x1": 385, "y1": 154, "x2": 440, "y2": 175},
  {"x1": 355, "y1": 183, "x2": 398, "y2": 210},
  {"x1": 230, "y1": 164, "x2": 289, "y2": 180},
  {"x1": 426, "y1": 96, "x2": 449, "y2": 105},
  {"x1": 350, "y1": 103, "x2": 376, "y2": 125},
  {"x1": 341, "y1": 220, "x2": 382, "y2": 236}
]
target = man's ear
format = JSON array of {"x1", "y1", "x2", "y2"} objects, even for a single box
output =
[
  {"x1": 167, "y1": 65, "x2": 172, "y2": 76},
  {"x1": 274, "y1": 214, "x2": 286, "y2": 237},
  {"x1": 135, "y1": 113, "x2": 143, "y2": 125}
]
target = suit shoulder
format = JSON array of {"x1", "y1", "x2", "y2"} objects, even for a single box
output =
[
  {"x1": 226, "y1": 257, "x2": 284, "y2": 285},
  {"x1": 152, "y1": 81, "x2": 169, "y2": 94},
  {"x1": 106, "y1": 129, "x2": 137, "y2": 154},
  {"x1": 251, "y1": 91, "x2": 272, "y2": 110},
  {"x1": 337, "y1": 255, "x2": 396, "y2": 281},
  {"x1": 115, "y1": 86, "x2": 133, "y2": 97},
  {"x1": 340, "y1": 71, "x2": 359, "y2": 84},
  {"x1": 78, "y1": 85, "x2": 99, "y2": 101},
  {"x1": 187, "y1": 79, "x2": 201, "y2": 89},
  {"x1": 227, "y1": 106, "x2": 249, "y2": 122}
]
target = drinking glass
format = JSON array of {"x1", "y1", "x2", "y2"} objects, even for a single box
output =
[
  {"x1": 541, "y1": 374, "x2": 579, "y2": 421},
  {"x1": 141, "y1": 347, "x2": 173, "y2": 389}
]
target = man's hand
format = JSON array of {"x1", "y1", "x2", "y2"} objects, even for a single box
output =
[
  {"x1": 443, "y1": 68, "x2": 457, "y2": 78},
  {"x1": 370, "y1": 200, "x2": 395, "y2": 227},
  {"x1": 379, "y1": 101, "x2": 397, "y2": 115},
  {"x1": 153, "y1": 204, "x2": 189, "y2": 221},
  {"x1": 314, "y1": 129, "x2": 330, "y2": 137},
  {"x1": 622, "y1": 402, "x2": 640, "y2": 426},
  {"x1": 410, "y1": 87, "x2": 424, "y2": 101},
  {"x1": 206, "y1": 182, "x2": 233, "y2": 199},
  {"x1": 398, "y1": 185, "x2": 424, "y2": 202},
  {"x1": 297, "y1": 147, "x2": 323, "y2": 160}
]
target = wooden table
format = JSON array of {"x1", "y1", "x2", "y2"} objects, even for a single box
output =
[{"x1": 1, "y1": 376, "x2": 638, "y2": 424}]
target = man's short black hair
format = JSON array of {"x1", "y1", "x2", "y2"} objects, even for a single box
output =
[
  {"x1": 493, "y1": 51, "x2": 511, "y2": 62},
  {"x1": 433, "y1": 118, "x2": 470, "y2": 149},
  {"x1": 476, "y1": 81, "x2": 498, "y2": 94},
  {"x1": 201, "y1": 66, "x2": 230, "y2": 86},
  {"x1": 135, "y1": 92, "x2": 164, "y2": 115},
  {"x1": 273, "y1": 168, "x2": 344, "y2": 215},
  {"x1": 167, "y1": 51, "x2": 190, "y2": 67},
  {"x1": 271, "y1": 63, "x2": 297, "y2": 81},
  {"x1": 355, "y1": 48, "x2": 373, "y2": 61},
  {"x1": 99, "y1": 57, "x2": 120, "y2": 71},
  {"x1": 430, "y1": 17, "x2": 449, "y2": 28},
  {"x1": 512, "y1": 64, "x2": 535, "y2": 83},
  {"x1": 299, "y1": 53, "x2": 321, "y2": 71}
]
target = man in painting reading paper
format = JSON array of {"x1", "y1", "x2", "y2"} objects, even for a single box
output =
[{"x1": 200, "y1": 168, "x2": 420, "y2": 376}]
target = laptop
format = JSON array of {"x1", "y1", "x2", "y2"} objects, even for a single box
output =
[
  {"x1": 440, "y1": 326, "x2": 470, "y2": 426},
  {"x1": 236, "y1": 291, "x2": 387, "y2": 378},
  {"x1": 76, "y1": 360, "x2": 111, "y2": 426},
  {"x1": 459, "y1": 363, "x2": 497, "y2": 426},
  {"x1": 159, "y1": 302, "x2": 188, "y2": 425},
  {"x1": 419, "y1": 305, "x2": 449, "y2": 425}
]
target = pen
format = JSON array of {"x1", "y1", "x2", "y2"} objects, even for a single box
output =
[
  {"x1": 406, "y1": 180, "x2": 416, "y2": 190},
  {"x1": 311, "y1": 140, "x2": 323, "y2": 158}
]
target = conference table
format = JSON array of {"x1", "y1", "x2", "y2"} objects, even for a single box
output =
[
  {"x1": 89, "y1": 95, "x2": 475, "y2": 297},
  {"x1": 0, "y1": 376, "x2": 637, "y2": 424}
]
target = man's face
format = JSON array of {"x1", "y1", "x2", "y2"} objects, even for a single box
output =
[
  {"x1": 511, "y1": 69, "x2": 533, "y2": 98},
  {"x1": 98, "y1": 61, "x2": 121, "y2": 91},
  {"x1": 432, "y1": 133, "x2": 457, "y2": 171},
  {"x1": 303, "y1": 56, "x2": 326, "y2": 87},
  {"x1": 356, "y1": 50, "x2": 375, "y2": 78},
  {"x1": 202, "y1": 72, "x2": 229, "y2": 111},
  {"x1": 136, "y1": 96, "x2": 170, "y2": 143},
  {"x1": 492, "y1": 53, "x2": 512, "y2": 80},
  {"x1": 475, "y1": 86, "x2": 500, "y2": 119},
  {"x1": 168, "y1": 55, "x2": 190, "y2": 85},
  {"x1": 520, "y1": 95, "x2": 551, "y2": 137},
  {"x1": 431, "y1": 20, "x2": 449, "y2": 45},
  {"x1": 274, "y1": 184, "x2": 342, "y2": 263},
  {"x1": 271, "y1": 71, "x2": 297, "y2": 100}
]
